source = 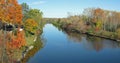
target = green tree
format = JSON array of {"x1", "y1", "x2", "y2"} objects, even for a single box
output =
[
  {"x1": 27, "y1": 9, "x2": 43, "y2": 24},
  {"x1": 23, "y1": 9, "x2": 43, "y2": 29},
  {"x1": 21, "y1": 3, "x2": 30, "y2": 14},
  {"x1": 21, "y1": 3, "x2": 30, "y2": 22}
]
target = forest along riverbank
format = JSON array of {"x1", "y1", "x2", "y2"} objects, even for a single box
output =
[
  {"x1": 51, "y1": 21, "x2": 120, "y2": 42},
  {"x1": 47, "y1": 8, "x2": 120, "y2": 42}
]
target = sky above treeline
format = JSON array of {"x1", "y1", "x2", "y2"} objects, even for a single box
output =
[{"x1": 18, "y1": 0, "x2": 120, "y2": 18}]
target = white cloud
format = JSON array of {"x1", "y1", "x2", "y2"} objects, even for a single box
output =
[{"x1": 30, "y1": 1, "x2": 46, "y2": 6}]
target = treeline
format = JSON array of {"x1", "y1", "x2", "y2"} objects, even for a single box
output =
[{"x1": 51, "y1": 8, "x2": 120, "y2": 41}]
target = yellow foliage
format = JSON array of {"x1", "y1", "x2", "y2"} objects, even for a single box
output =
[{"x1": 24, "y1": 19, "x2": 38, "y2": 33}]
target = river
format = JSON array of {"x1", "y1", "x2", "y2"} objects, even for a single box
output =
[{"x1": 27, "y1": 24, "x2": 120, "y2": 63}]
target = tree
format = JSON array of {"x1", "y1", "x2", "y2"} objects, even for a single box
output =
[
  {"x1": 27, "y1": 9, "x2": 43, "y2": 25},
  {"x1": 21, "y1": 3, "x2": 30, "y2": 22},
  {"x1": 0, "y1": 0, "x2": 23, "y2": 25},
  {"x1": 83, "y1": 8, "x2": 94, "y2": 25},
  {"x1": 116, "y1": 28, "x2": 120, "y2": 39},
  {"x1": 24, "y1": 19, "x2": 38, "y2": 34},
  {"x1": 21, "y1": 3, "x2": 30, "y2": 14},
  {"x1": 93, "y1": 8, "x2": 104, "y2": 23}
]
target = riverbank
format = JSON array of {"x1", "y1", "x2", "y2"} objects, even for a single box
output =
[
  {"x1": 20, "y1": 33, "x2": 44, "y2": 63},
  {"x1": 0, "y1": 28, "x2": 44, "y2": 63},
  {"x1": 22, "y1": 24, "x2": 120, "y2": 63},
  {"x1": 62, "y1": 27, "x2": 120, "y2": 42},
  {"x1": 52, "y1": 22, "x2": 120, "y2": 42},
  {"x1": 20, "y1": 31, "x2": 44, "y2": 63}
]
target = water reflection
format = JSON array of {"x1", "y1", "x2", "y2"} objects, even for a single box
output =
[
  {"x1": 18, "y1": 24, "x2": 120, "y2": 63},
  {"x1": 65, "y1": 31, "x2": 120, "y2": 52},
  {"x1": 0, "y1": 26, "x2": 44, "y2": 63},
  {"x1": 65, "y1": 31, "x2": 82, "y2": 42},
  {"x1": 21, "y1": 36, "x2": 44, "y2": 63},
  {"x1": 0, "y1": 28, "x2": 26, "y2": 63}
]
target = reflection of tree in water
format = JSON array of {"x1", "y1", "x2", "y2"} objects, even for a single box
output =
[
  {"x1": 0, "y1": 31, "x2": 44, "y2": 63},
  {"x1": 5, "y1": 28, "x2": 27, "y2": 63},
  {"x1": 0, "y1": 34, "x2": 8, "y2": 63},
  {"x1": 21, "y1": 36, "x2": 44, "y2": 63},
  {"x1": 0, "y1": 28, "x2": 38, "y2": 63},
  {"x1": 85, "y1": 35, "x2": 103, "y2": 51},
  {"x1": 63, "y1": 30, "x2": 120, "y2": 52},
  {"x1": 84, "y1": 35, "x2": 120, "y2": 52},
  {"x1": 0, "y1": 28, "x2": 27, "y2": 63},
  {"x1": 65, "y1": 31, "x2": 83, "y2": 42},
  {"x1": 65, "y1": 31, "x2": 104, "y2": 51}
]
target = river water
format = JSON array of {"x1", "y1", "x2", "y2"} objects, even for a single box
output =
[{"x1": 27, "y1": 24, "x2": 120, "y2": 63}]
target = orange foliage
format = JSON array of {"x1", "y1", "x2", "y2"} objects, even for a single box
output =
[
  {"x1": 93, "y1": 8, "x2": 104, "y2": 23},
  {"x1": 0, "y1": 0, "x2": 5, "y2": 4},
  {"x1": 6, "y1": 28, "x2": 26, "y2": 49},
  {"x1": 0, "y1": 0, "x2": 23, "y2": 25}
]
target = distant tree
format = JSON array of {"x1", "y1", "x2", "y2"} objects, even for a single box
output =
[
  {"x1": 116, "y1": 28, "x2": 120, "y2": 39},
  {"x1": 83, "y1": 8, "x2": 95, "y2": 28}
]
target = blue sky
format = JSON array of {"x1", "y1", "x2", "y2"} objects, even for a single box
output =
[{"x1": 18, "y1": 0, "x2": 120, "y2": 18}]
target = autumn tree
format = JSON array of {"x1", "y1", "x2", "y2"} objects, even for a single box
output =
[
  {"x1": 107, "y1": 11, "x2": 120, "y2": 32},
  {"x1": 93, "y1": 8, "x2": 105, "y2": 30},
  {"x1": 26, "y1": 9, "x2": 42, "y2": 25},
  {"x1": 116, "y1": 28, "x2": 120, "y2": 39},
  {"x1": 24, "y1": 19, "x2": 38, "y2": 34},
  {"x1": 0, "y1": 0, "x2": 23, "y2": 25},
  {"x1": 21, "y1": 3, "x2": 43, "y2": 29},
  {"x1": 83, "y1": 8, "x2": 94, "y2": 25}
]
